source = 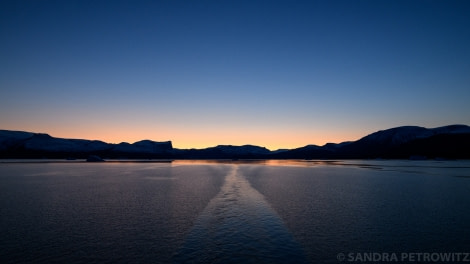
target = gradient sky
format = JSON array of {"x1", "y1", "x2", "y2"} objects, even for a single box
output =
[{"x1": 1, "y1": 0, "x2": 469, "y2": 150}]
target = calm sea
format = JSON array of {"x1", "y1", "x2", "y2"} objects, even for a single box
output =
[{"x1": 1, "y1": 160, "x2": 469, "y2": 263}]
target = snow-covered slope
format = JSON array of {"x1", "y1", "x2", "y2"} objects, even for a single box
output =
[
  {"x1": 431, "y1": 124, "x2": 470, "y2": 135},
  {"x1": 211, "y1": 145, "x2": 271, "y2": 155},
  {"x1": 0, "y1": 130, "x2": 34, "y2": 150},
  {"x1": 112, "y1": 140, "x2": 172, "y2": 153},
  {"x1": 334, "y1": 124, "x2": 470, "y2": 158},
  {"x1": 358, "y1": 126, "x2": 431, "y2": 146},
  {"x1": 22, "y1": 133, "x2": 110, "y2": 152},
  {"x1": 0, "y1": 130, "x2": 172, "y2": 157},
  {"x1": 358, "y1": 125, "x2": 470, "y2": 146}
]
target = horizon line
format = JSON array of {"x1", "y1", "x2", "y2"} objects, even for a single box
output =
[{"x1": 2, "y1": 123, "x2": 469, "y2": 151}]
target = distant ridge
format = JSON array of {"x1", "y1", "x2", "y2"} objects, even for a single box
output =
[
  {"x1": 0, "y1": 130, "x2": 172, "y2": 159},
  {"x1": 1, "y1": 125, "x2": 470, "y2": 159}
]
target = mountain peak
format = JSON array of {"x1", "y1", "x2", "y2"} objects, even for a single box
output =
[{"x1": 0, "y1": 125, "x2": 469, "y2": 159}]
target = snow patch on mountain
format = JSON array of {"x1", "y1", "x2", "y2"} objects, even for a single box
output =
[
  {"x1": 23, "y1": 133, "x2": 110, "y2": 152},
  {"x1": 112, "y1": 140, "x2": 172, "y2": 153},
  {"x1": 0, "y1": 130, "x2": 34, "y2": 150},
  {"x1": 431, "y1": 124, "x2": 470, "y2": 134},
  {"x1": 358, "y1": 125, "x2": 470, "y2": 147},
  {"x1": 212, "y1": 145, "x2": 271, "y2": 155}
]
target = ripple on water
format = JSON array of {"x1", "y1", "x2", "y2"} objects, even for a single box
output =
[{"x1": 173, "y1": 165, "x2": 308, "y2": 264}]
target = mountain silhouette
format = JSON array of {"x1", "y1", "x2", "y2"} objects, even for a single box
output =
[{"x1": 1, "y1": 125, "x2": 469, "y2": 159}]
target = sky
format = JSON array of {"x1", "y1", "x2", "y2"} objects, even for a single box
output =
[{"x1": 1, "y1": 0, "x2": 469, "y2": 150}]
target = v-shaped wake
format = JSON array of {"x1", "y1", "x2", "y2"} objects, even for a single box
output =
[{"x1": 173, "y1": 165, "x2": 308, "y2": 264}]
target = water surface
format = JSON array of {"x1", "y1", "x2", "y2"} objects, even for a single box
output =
[{"x1": 1, "y1": 160, "x2": 469, "y2": 263}]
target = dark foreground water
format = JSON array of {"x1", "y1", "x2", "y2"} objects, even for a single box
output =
[{"x1": 1, "y1": 160, "x2": 469, "y2": 263}]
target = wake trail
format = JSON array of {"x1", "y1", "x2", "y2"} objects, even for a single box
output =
[{"x1": 173, "y1": 165, "x2": 308, "y2": 264}]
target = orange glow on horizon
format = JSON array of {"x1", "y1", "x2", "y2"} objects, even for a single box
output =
[
  {"x1": 8, "y1": 125, "x2": 365, "y2": 151},
  {"x1": 2, "y1": 118, "x2": 370, "y2": 150}
]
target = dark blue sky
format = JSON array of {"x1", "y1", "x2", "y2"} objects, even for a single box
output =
[{"x1": 1, "y1": 0, "x2": 469, "y2": 149}]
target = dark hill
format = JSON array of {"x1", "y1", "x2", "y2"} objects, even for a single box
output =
[{"x1": 1, "y1": 125, "x2": 469, "y2": 159}]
